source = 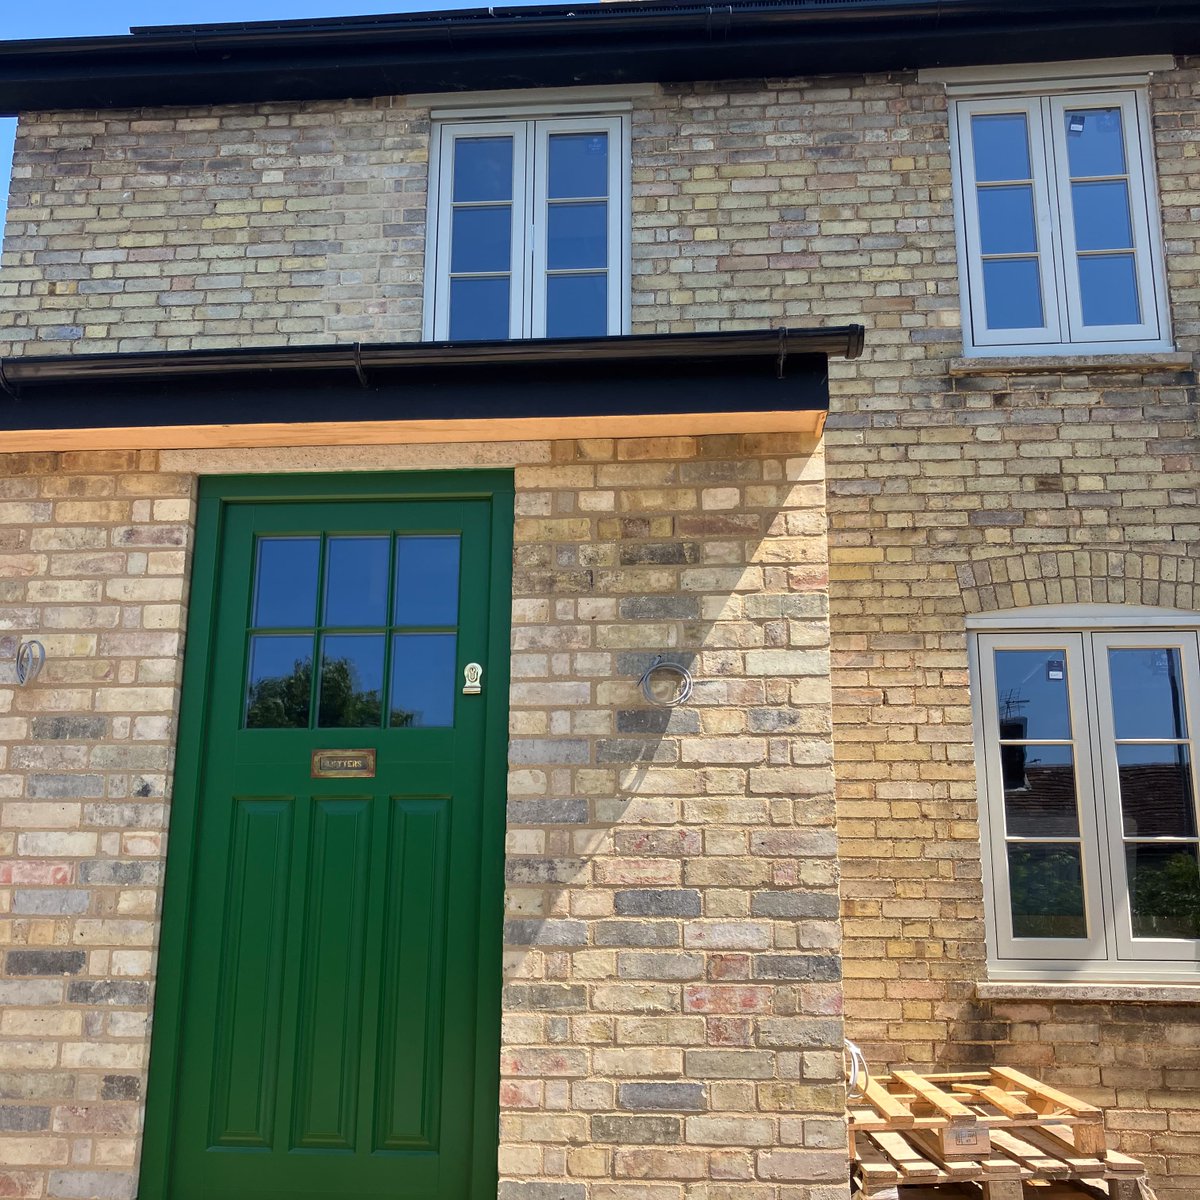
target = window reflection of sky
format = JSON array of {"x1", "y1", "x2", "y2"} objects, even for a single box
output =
[
  {"x1": 1109, "y1": 648, "x2": 1188, "y2": 740},
  {"x1": 995, "y1": 649, "x2": 1072, "y2": 741}
]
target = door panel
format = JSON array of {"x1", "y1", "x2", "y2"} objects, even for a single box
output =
[
  {"x1": 291, "y1": 795, "x2": 373, "y2": 1151},
  {"x1": 376, "y1": 797, "x2": 450, "y2": 1151},
  {"x1": 143, "y1": 477, "x2": 510, "y2": 1200},
  {"x1": 208, "y1": 797, "x2": 292, "y2": 1149}
]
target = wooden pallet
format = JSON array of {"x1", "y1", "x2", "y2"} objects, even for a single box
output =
[{"x1": 849, "y1": 1067, "x2": 1154, "y2": 1200}]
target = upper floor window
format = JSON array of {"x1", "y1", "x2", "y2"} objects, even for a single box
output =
[
  {"x1": 951, "y1": 84, "x2": 1171, "y2": 355},
  {"x1": 425, "y1": 114, "x2": 629, "y2": 341},
  {"x1": 971, "y1": 609, "x2": 1200, "y2": 981}
]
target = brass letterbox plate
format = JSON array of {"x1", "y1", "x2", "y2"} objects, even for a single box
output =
[{"x1": 311, "y1": 748, "x2": 377, "y2": 779}]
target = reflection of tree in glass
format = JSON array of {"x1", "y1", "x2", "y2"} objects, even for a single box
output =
[
  {"x1": 246, "y1": 658, "x2": 312, "y2": 728},
  {"x1": 319, "y1": 656, "x2": 382, "y2": 728},
  {"x1": 1009, "y1": 845, "x2": 1086, "y2": 938},
  {"x1": 1129, "y1": 850, "x2": 1200, "y2": 939},
  {"x1": 246, "y1": 657, "x2": 420, "y2": 729}
]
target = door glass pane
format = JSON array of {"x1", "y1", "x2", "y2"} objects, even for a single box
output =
[
  {"x1": 994, "y1": 649, "x2": 1073, "y2": 741},
  {"x1": 1064, "y1": 107, "x2": 1127, "y2": 177},
  {"x1": 1126, "y1": 844, "x2": 1200, "y2": 939},
  {"x1": 1002, "y1": 744, "x2": 1080, "y2": 837},
  {"x1": 391, "y1": 634, "x2": 456, "y2": 728},
  {"x1": 547, "y1": 203, "x2": 607, "y2": 269},
  {"x1": 1078, "y1": 254, "x2": 1140, "y2": 326},
  {"x1": 1108, "y1": 647, "x2": 1188, "y2": 739},
  {"x1": 394, "y1": 536, "x2": 461, "y2": 627},
  {"x1": 449, "y1": 277, "x2": 509, "y2": 341},
  {"x1": 254, "y1": 538, "x2": 319, "y2": 628},
  {"x1": 318, "y1": 634, "x2": 385, "y2": 728},
  {"x1": 453, "y1": 137, "x2": 513, "y2": 202},
  {"x1": 324, "y1": 537, "x2": 389, "y2": 628},
  {"x1": 1008, "y1": 843, "x2": 1088, "y2": 939},
  {"x1": 548, "y1": 132, "x2": 609, "y2": 198},
  {"x1": 1117, "y1": 745, "x2": 1196, "y2": 838},
  {"x1": 246, "y1": 635, "x2": 313, "y2": 728},
  {"x1": 982, "y1": 258, "x2": 1044, "y2": 330},
  {"x1": 546, "y1": 274, "x2": 608, "y2": 337},
  {"x1": 978, "y1": 186, "x2": 1038, "y2": 254},
  {"x1": 971, "y1": 113, "x2": 1032, "y2": 182},
  {"x1": 1071, "y1": 181, "x2": 1133, "y2": 251},
  {"x1": 451, "y1": 207, "x2": 512, "y2": 274}
]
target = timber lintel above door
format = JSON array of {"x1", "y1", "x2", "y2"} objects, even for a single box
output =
[{"x1": 0, "y1": 327, "x2": 862, "y2": 452}]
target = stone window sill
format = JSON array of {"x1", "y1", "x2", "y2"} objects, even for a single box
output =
[
  {"x1": 948, "y1": 351, "x2": 1194, "y2": 377},
  {"x1": 977, "y1": 981, "x2": 1200, "y2": 1004}
]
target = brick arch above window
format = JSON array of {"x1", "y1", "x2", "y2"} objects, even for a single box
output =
[{"x1": 955, "y1": 551, "x2": 1198, "y2": 616}]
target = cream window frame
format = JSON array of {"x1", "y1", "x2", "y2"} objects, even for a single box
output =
[
  {"x1": 425, "y1": 114, "x2": 630, "y2": 342},
  {"x1": 970, "y1": 608, "x2": 1200, "y2": 982},
  {"x1": 950, "y1": 83, "x2": 1171, "y2": 356}
]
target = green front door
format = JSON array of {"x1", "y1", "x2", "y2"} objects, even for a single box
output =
[{"x1": 142, "y1": 473, "x2": 512, "y2": 1200}]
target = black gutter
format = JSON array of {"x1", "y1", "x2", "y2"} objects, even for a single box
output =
[
  {"x1": 1, "y1": 327, "x2": 863, "y2": 387},
  {"x1": 0, "y1": 328, "x2": 862, "y2": 435},
  {"x1": 1, "y1": 0, "x2": 1197, "y2": 113}
]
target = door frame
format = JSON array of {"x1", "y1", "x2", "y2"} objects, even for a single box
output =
[{"x1": 140, "y1": 470, "x2": 514, "y2": 1200}]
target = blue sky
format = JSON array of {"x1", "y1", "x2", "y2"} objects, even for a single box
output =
[{"x1": 1, "y1": 0, "x2": 549, "y2": 240}]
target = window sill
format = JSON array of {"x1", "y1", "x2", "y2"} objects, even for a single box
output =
[
  {"x1": 949, "y1": 351, "x2": 1194, "y2": 377},
  {"x1": 977, "y1": 980, "x2": 1200, "y2": 1004}
]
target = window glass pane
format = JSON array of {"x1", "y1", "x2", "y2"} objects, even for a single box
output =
[
  {"x1": 394, "y1": 536, "x2": 461, "y2": 627},
  {"x1": 982, "y1": 258, "x2": 1044, "y2": 330},
  {"x1": 994, "y1": 649, "x2": 1073, "y2": 741},
  {"x1": 1002, "y1": 744, "x2": 1080, "y2": 837},
  {"x1": 1008, "y1": 843, "x2": 1088, "y2": 939},
  {"x1": 324, "y1": 537, "x2": 389, "y2": 628},
  {"x1": 246, "y1": 635, "x2": 313, "y2": 728},
  {"x1": 1108, "y1": 647, "x2": 1189, "y2": 739},
  {"x1": 452, "y1": 136, "x2": 513, "y2": 202},
  {"x1": 1064, "y1": 107, "x2": 1127, "y2": 177},
  {"x1": 390, "y1": 633, "x2": 456, "y2": 728},
  {"x1": 1126, "y1": 844, "x2": 1200, "y2": 939},
  {"x1": 1071, "y1": 181, "x2": 1133, "y2": 251},
  {"x1": 547, "y1": 202, "x2": 607, "y2": 270},
  {"x1": 318, "y1": 634, "x2": 384, "y2": 728},
  {"x1": 546, "y1": 274, "x2": 608, "y2": 337},
  {"x1": 450, "y1": 206, "x2": 512, "y2": 274},
  {"x1": 1077, "y1": 255, "x2": 1141, "y2": 326},
  {"x1": 977, "y1": 186, "x2": 1038, "y2": 254},
  {"x1": 971, "y1": 112, "x2": 1032, "y2": 182},
  {"x1": 1117, "y1": 745, "x2": 1196, "y2": 838},
  {"x1": 253, "y1": 537, "x2": 319, "y2": 627},
  {"x1": 449, "y1": 277, "x2": 509, "y2": 341},
  {"x1": 548, "y1": 132, "x2": 609, "y2": 198}
]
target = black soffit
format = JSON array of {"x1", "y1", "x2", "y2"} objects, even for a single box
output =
[
  {"x1": 0, "y1": 327, "x2": 863, "y2": 433},
  {"x1": 1, "y1": 0, "x2": 1198, "y2": 113}
]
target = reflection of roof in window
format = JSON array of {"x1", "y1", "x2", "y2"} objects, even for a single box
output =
[{"x1": 1005, "y1": 763, "x2": 1194, "y2": 839}]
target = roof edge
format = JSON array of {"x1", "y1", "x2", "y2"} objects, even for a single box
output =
[
  {"x1": 0, "y1": 0, "x2": 1196, "y2": 113},
  {"x1": 0, "y1": 327, "x2": 865, "y2": 390}
]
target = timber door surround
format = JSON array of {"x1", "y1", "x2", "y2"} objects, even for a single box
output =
[{"x1": 141, "y1": 472, "x2": 513, "y2": 1200}]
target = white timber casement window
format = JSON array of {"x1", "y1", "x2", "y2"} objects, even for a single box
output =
[
  {"x1": 945, "y1": 65, "x2": 1172, "y2": 356},
  {"x1": 426, "y1": 113, "x2": 629, "y2": 341},
  {"x1": 970, "y1": 610, "x2": 1200, "y2": 981}
]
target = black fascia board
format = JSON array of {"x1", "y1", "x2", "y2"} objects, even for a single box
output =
[
  {"x1": 0, "y1": 327, "x2": 862, "y2": 434},
  {"x1": 1, "y1": 0, "x2": 1198, "y2": 114}
]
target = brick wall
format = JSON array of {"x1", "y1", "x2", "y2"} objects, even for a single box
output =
[
  {"x1": 0, "y1": 451, "x2": 192, "y2": 1197},
  {"x1": 0, "y1": 99, "x2": 429, "y2": 354},
  {"x1": 1, "y1": 53, "x2": 1198, "y2": 1200},
  {"x1": 811, "y1": 61, "x2": 1200, "y2": 1200},
  {"x1": 0, "y1": 435, "x2": 847, "y2": 1200}
]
